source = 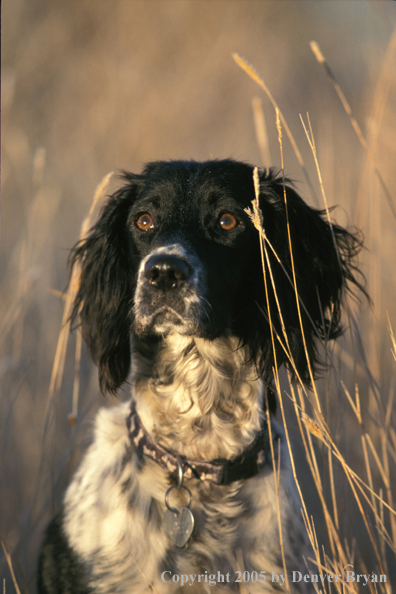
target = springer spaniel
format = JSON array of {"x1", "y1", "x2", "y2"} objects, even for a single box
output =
[{"x1": 38, "y1": 160, "x2": 363, "y2": 593}]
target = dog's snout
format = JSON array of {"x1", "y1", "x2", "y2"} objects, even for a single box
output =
[
  {"x1": 144, "y1": 255, "x2": 192, "y2": 292},
  {"x1": 134, "y1": 246, "x2": 203, "y2": 335}
]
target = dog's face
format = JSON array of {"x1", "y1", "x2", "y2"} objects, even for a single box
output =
[
  {"x1": 127, "y1": 161, "x2": 260, "y2": 340},
  {"x1": 71, "y1": 159, "x2": 364, "y2": 394}
]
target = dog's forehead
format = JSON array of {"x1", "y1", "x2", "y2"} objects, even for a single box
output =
[{"x1": 140, "y1": 160, "x2": 255, "y2": 208}]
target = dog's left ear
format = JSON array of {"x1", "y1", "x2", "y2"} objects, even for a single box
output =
[
  {"x1": 257, "y1": 171, "x2": 365, "y2": 383},
  {"x1": 70, "y1": 175, "x2": 143, "y2": 395}
]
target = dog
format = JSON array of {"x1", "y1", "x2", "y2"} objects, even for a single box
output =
[{"x1": 37, "y1": 159, "x2": 364, "y2": 593}]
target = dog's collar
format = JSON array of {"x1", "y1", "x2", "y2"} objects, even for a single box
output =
[{"x1": 126, "y1": 399, "x2": 271, "y2": 486}]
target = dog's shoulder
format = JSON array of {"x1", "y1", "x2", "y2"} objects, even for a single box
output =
[
  {"x1": 60, "y1": 401, "x2": 171, "y2": 591},
  {"x1": 67, "y1": 400, "x2": 132, "y2": 491},
  {"x1": 62, "y1": 401, "x2": 134, "y2": 551}
]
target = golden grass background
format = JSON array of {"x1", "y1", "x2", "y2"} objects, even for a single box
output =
[{"x1": 1, "y1": 1, "x2": 396, "y2": 591}]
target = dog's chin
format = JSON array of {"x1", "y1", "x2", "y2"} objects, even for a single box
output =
[
  {"x1": 133, "y1": 308, "x2": 203, "y2": 338},
  {"x1": 133, "y1": 307, "x2": 226, "y2": 340}
]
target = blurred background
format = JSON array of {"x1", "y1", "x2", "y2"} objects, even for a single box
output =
[{"x1": 1, "y1": 1, "x2": 396, "y2": 591}]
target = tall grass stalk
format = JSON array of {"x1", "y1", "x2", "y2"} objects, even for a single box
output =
[{"x1": 238, "y1": 49, "x2": 396, "y2": 591}]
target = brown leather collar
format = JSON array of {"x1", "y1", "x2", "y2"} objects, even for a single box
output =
[{"x1": 126, "y1": 399, "x2": 271, "y2": 485}]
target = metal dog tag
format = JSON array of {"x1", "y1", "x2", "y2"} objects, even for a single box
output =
[
  {"x1": 164, "y1": 481, "x2": 194, "y2": 548},
  {"x1": 164, "y1": 506, "x2": 195, "y2": 548}
]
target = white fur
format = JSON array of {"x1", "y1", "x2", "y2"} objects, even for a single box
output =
[{"x1": 63, "y1": 337, "x2": 309, "y2": 593}]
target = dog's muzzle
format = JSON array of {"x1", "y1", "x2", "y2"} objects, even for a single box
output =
[{"x1": 133, "y1": 245, "x2": 206, "y2": 336}]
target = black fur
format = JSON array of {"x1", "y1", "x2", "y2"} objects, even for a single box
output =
[{"x1": 37, "y1": 513, "x2": 89, "y2": 594}]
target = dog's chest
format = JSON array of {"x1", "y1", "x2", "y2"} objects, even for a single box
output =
[
  {"x1": 62, "y1": 396, "x2": 306, "y2": 593},
  {"x1": 62, "y1": 402, "x2": 262, "y2": 592},
  {"x1": 65, "y1": 458, "x2": 257, "y2": 593}
]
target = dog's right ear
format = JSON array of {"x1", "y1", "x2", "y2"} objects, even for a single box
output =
[{"x1": 69, "y1": 174, "x2": 143, "y2": 395}]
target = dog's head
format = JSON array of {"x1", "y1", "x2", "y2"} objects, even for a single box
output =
[{"x1": 70, "y1": 160, "x2": 364, "y2": 394}]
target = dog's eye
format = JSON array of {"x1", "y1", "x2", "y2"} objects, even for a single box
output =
[
  {"x1": 218, "y1": 213, "x2": 238, "y2": 231},
  {"x1": 135, "y1": 213, "x2": 154, "y2": 231}
]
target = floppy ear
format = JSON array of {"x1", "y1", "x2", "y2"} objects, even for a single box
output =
[
  {"x1": 254, "y1": 170, "x2": 365, "y2": 384},
  {"x1": 70, "y1": 174, "x2": 142, "y2": 394}
]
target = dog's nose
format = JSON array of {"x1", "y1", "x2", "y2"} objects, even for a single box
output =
[{"x1": 144, "y1": 255, "x2": 192, "y2": 292}]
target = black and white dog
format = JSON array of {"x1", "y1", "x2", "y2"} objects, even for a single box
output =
[{"x1": 38, "y1": 160, "x2": 363, "y2": 593}]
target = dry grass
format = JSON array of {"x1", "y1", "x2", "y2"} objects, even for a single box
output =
[
  {"x1": 240, "y1": 49, "x2": 396, "y2": 591},
  {"x1": 1, "y1": 2, "x2": 395, "y2": 592}
]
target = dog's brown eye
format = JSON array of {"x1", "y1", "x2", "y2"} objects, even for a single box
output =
[
  {"x1": 136, "y1": 213, "x2": 154, "y2": 231},
  {"x1": 219, "y1": 213, "x2": 238, "y2": 231}
]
